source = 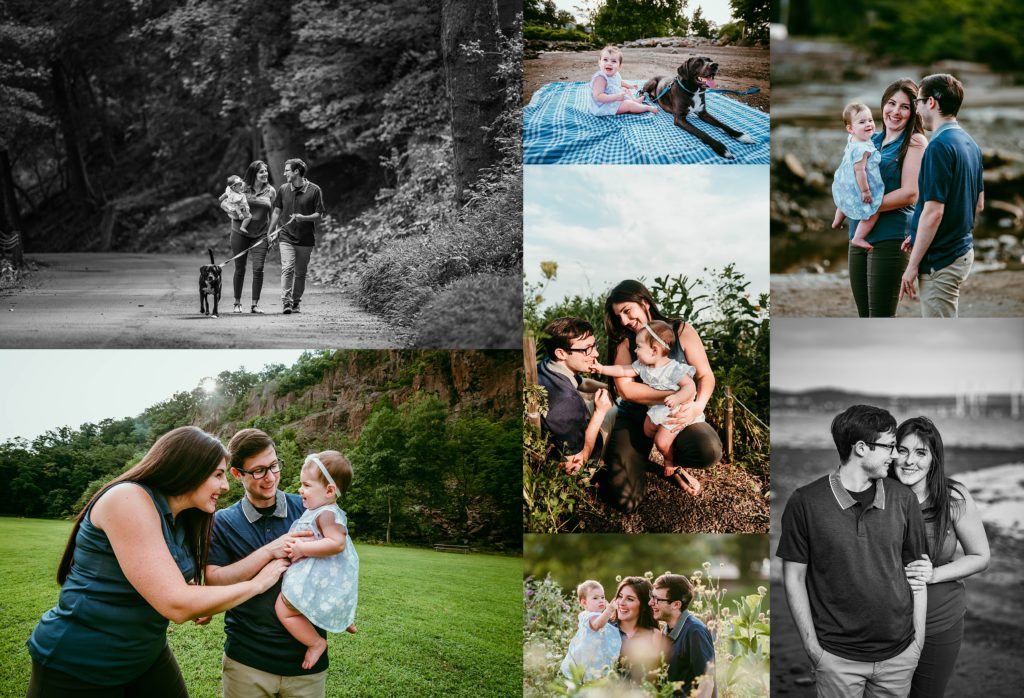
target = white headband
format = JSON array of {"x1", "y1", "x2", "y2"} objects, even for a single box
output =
[
  {"x1": 642, "y1": 323, "x2": 670, "y2": 350},
  {"x1": 304, "y1": 454, "x2": 336, "y2": 488}
]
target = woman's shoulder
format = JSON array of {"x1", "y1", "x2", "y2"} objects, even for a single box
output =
[
  {"x1": 90, "y1": 481, "x2": 157, "y2": 525},
  {"x1": 909, "y1": 132, "x2": 928, "y2": 149}
]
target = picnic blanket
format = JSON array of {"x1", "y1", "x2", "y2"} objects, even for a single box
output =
[{"x1": 523, "y1": 80, "x2": 770, "y2": 165}]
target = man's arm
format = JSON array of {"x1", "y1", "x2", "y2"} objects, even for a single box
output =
[
  {"x1": 899, "y1": 200, "x2": 945, "y2": 301},
  {"x1": 783, "y1": 560, "x2": 823, "y2": 664},
  {"x1": 976, "y1": 191, "x2": 985, "y2": 216},
  {"x1": 565, "y1": 389, "x2": 612, "y2": 474}
]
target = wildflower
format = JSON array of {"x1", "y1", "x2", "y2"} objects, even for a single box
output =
[
  {"x1": 526, "y1": 589, "x2": 534, "y2": 597},
  {"x1": 693, "y1": 571, "x2": 703, "y2": 579},
  {"x1": 757, "y1": 586, "x2": 767, "y2": 597},
  {"x1": 703, "y1": 562, "x2": 712, "y2": 570},
  {"x1": 615, "y1": 575, "x2": 622, "y2": 583}
]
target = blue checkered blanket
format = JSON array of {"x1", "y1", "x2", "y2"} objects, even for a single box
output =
[{"x1": 523, "y1": 81, "x2": 770, "y2": 165}]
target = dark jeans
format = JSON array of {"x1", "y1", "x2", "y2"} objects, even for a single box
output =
[
  {"x1": 909, "y1": 616, "x2": 964, "y2": 698},
  {"x1": 230, "y1": 231, "x2": 269, "y2": 305},
  {"x1": 848, "y1": 239, "x2": 907, "y2": 317},
  {"x1": 596, "y1": 407, "x2": 723, "y2": 513},
  {"x1": 27, "y1": 644, "x2": 188, "y2": 698}
]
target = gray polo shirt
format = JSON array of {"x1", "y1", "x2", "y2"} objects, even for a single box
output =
[{"x1": 776, "y1": 472, "x2": 927, "y2": 662}]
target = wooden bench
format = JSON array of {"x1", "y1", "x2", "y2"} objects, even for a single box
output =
[{"x1": 433, "y1": 544, "x2": 472, "y2": 554}]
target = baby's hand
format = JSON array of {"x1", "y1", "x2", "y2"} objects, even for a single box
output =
[
  {"x1": 285, "y1": 540, "x2": 306, "y2": 562},
  {"x1": 590, "y1": 362, "x2": 607, "y2": 375},
  {"x1": 664, "y1": 390, "x2": 689, "y2": 408},
  {"x1": 861, "y1": 190, "x2": 873, "y2": 204}
]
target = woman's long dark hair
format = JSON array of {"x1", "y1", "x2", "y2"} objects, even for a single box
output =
[
  {"x1": 891, "y1": 417, "x2": 964, "y2": 560},
  {"x1": 879, "y1": 79, "x2": 925, "y2": 172},
  {"x1": 57, "y1": 426, "x2": 227, "y2": 586},
  {"x1": 603, "y1": 280, "x2": 678, "y2": 364},
  {"x1": 243, "y1": 160, "x2": 269, "y2": 193},
  {"x1": 615, "y1": 575, "x2": 657, "y2": 630}
]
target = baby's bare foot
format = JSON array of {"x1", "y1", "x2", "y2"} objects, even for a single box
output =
[
  {"x1": 346, "y1": 623, "x2": 358, "y2": 634},
  {"x1": 850, "y1": 238, "x2": 874, "y2": 251},
  {"x1": 302, "y1": 637, "x2": 328, "y2": 669}
]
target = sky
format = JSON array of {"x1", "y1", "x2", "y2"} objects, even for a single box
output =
[
  {"x1": 524, "y1": 165, "x2": 769, "y2": 308},
  {"x1": 0, "y1": 350, "x2": 307, "y2": 442},
  {"x1": 771, "y1": 319, "x2": 1024, "y2": 396},
  {"x1": 554, "y1": 0, "x2": 736, "y2": 27}
]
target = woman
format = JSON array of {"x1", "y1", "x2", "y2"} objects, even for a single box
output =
[
  {"x1": 598, "y1": 280, "x2": 723, "y2": 512},
  {"x1": 26, "y1": 426, "x2": 288, "y2": 697},
  {"x1": 847, "y1": 79, "x2": 928, "y2": 317},
  {"x1": 610, "y1": 576, "x2": 662, "y2": 684},
  {"x1": 230, "y1": 160, "x2": 277, "y2": 314},
  {"x1": 891, "y1": 417, "x2": 990, "y2": 697}
]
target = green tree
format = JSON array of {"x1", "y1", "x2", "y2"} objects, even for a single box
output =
[
  {"x1": 690, "y1": 5, "x2": 713, "y2": 36},
  {"x1": 592, "y1": 0, "x2": 688, "y2": 43},
  {"x1": 729, "y1": 0, "x2": 771, "y2": 42}
]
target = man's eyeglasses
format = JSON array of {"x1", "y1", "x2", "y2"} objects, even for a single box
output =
[
  {"x1": 649, "y1": 594, "x2": 673, "y2": 606},
  {"x1": 863, "y1": 441, "x2": 897, "y2": 454},
  {"x1": 566, "y1": 345, "x2": 598, "y2": 356},
  {"x1": 237, "y1": 462, "x2": 283, "y2": 479},
  {"x1": 914, "y1": 96, "x2": 931, "y2": 105}
]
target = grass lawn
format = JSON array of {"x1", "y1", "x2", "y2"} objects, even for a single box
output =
[{"x1": 0, "y1": 517, "x2": 522, "y2": 697}]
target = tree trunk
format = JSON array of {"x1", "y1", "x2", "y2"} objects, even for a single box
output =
[
  {"x1": 496, "y1": 0, "x2": 520, "y2": 36},
  {"x1": 441, "y1": 0, "x2": 505, "y2": 204},
  {"x1": 262, "y1": 116, "x2": 308, "y2": 190},
  {"x1": 386, "y1": 490, "x2": 392, "y2": 545},
  {"x1": 50, "y1": 60, "x2": 99, "y2": 206},
  {"x1": 0, "y1": 149, "x2": 25, "y2": 265}
]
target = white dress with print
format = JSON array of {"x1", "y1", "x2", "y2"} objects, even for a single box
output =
[{"x1": 281, "y1": 504, "x2": 359, "y2": 632}]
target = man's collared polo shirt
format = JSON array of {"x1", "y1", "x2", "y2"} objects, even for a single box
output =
[
  {"x1": 537, "y1": 359, "x2": 597, "y2": 458},
  {"x1": 663, "y1": 611, "x2": 717, "y2": 697},
  {"x1": 777, "y1": 473, "x2": 927, "y2": 662},
  {"x1": 274, "y1": 179, "x2": 325, "y2": 246},
  {"x1": 209, "y1": 493, "x2": 328, "y2": 676}
]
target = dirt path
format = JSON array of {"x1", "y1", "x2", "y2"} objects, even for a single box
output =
[
  {"x1": 524, "y1": 46, "x2": 770, "y2": 112},
  {"x1": 771, "y1": 269, "x2": 1024, "y2": 317},
  {"x1": 0, "y1": 254, "x2": 406, "y2": 348}
]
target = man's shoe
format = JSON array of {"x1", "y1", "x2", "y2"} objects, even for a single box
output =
[
  {"x1": 283, "y1": 302, "x2": 292, "y2": 315},
  {"x1": 291, "y1": 301, "x2": 300, "y2": 313}
]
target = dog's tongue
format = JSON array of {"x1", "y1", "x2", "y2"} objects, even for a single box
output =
[{"x1": 703, "y1": 78, "x2": 716, "y2": 88}]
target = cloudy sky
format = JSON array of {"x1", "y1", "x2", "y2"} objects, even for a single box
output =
[
  {"x1": 0, "y1": 350, "x2": 306, "y2": 442},
  {"x1": 554, "y1": 0, "x2": 735, "y2": 27},
  {"x1": 772, "y1": 320, "x2": 1024, "y2": 396},
  {"x1": 524, "y1": 165, "x2": 769, "y2": 308}
]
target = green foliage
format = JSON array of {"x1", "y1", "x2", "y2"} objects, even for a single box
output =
[
  {"x1": 524, "y1": 25, "x2": 593, "y2": 42},
  {"x1": 272, "y1": 350, "x2": 346, "y2": 397},
  {"x1": 412, "y1": 272, "x2": 522, "y2": 349},
  {"x1": 728, "y1": 0, "x2": 770, "y2": 43},
  {"x1": 690, "y1": 5, "x2": 715, "y2": 37},
  {"x1": 591, "y1": 0, "x2": 691, "y2": 43}
]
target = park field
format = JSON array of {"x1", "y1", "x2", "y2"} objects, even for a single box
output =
[{"x1": 0, "y1": 518, "x2": 521, "y2": 697}]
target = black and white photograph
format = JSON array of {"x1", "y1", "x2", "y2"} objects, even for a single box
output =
[
  {"x1": 0, "y1": 1, "x2": 522, "y2": 348},
  {"x1": 770, "y1": 319, "x2": 1024, "y2": 697}
]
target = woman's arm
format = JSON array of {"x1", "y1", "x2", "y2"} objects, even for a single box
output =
[
  {"x1": 206, "y1": 530, "x2": 312, "y2": 586},
  {"x1": 93, "y1": 483, "x2": 287, "y2": 624},
  {"x1": 289, "y1": 512, "x2": 347, "y2": 560},
  {"x1": 931, "y1": 486, "x2": 990, "y2": 584},
  {"x1": 877, "y1": 133, "x2": 926, "y2": 212},
  {"x1": 609, "y1": 340, "x2": 674, "y2": 406}
]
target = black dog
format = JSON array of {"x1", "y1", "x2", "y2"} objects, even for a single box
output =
[
  {"x1": 642, "y1": 56, "x2": 756, "y2": 160},
  {"x1": 199, "y1": 249, "x2": 222, "y2": 317}
]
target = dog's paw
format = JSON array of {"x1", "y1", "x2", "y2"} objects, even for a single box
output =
[
  {"x1": 721, "y1": 149, "x2": 737, "y2": 160},
  {"x1": 737, "y1": 133, "x2": 756, "y2": 145}
]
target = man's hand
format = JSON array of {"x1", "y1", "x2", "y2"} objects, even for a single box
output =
[
  {"x1": 899, "y1": 264, "x2": 919, "y2": 302},
  {"x1": 901, "y1": 236, "x2": 912, "y2": 253},
  {"x1": 264, "y1": 531, "x2": 313, "y2": 559},
  {"x1": 806, "y1": 642, "x2": 825, "y2": 667},
  {"x1": 594, "y1": 388, "x2": 612, "y2": 414},
  {"x1": 905, "y1": 554, "x2": 933, "y2": 592},
  {"x1": 563, "y1": 453, "x2": 585, "y2": 475},
  {"x1": 193, "y1": 616, "x2": 213, "y2": 625}
]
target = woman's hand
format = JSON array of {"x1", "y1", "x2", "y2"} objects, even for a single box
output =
[
  {"x1": 252, "y1": 558, "x2": 289, "y2": 594},
  {"x1": 904, "y1": 554, "x2": 933, "y2": 591},
  {"x1": 664, "y1": 401, "x2": 701, "y2": 432}
]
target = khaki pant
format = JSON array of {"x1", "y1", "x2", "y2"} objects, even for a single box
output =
[
  {"x1": 813, "y1": 640, "x2": 922, "y2": 698},
  {"x1": 222, "y1": 655, "x2": 326, "y2": 698},
  {"x1": 919, "y1": 248, "x2": 973, "y2": 318}
]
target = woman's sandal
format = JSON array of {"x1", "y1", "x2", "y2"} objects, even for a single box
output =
[{"x1": 664, "y1": 466, "x2": 701, "y2": 496}]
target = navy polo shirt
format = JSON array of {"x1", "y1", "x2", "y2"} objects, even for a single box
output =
[
  {"x1": 274, "y1": 180, "x2": 325, "y2": 247},
  {"x1": 908, "y1": 122, "x2": 983, "y2": 272},
  {"x1": 664, "y1": 611, "x2": 717, "y2": 697},
  {"x1": 537, "y1": 359, "x2": 598, "y2": 458},
  {"x1": 777, "y1": 473, "x2": 927, "y2": 662},
  {"x1": 209, "y1": 493, "x2": 327, "y2": 676}
]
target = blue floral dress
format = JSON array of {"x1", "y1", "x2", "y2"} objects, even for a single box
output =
[
  {"x1": 833, "y1": 136, "x2": 885, "y2": 220},
  {"x1": 589, "y1": 71, "x2": 623, "y2": 116},
  {"x1": 634, "y1": 358, "x2": 699, "y2": 426},
  {"x1": 560, "y1": 611, "x2": 622, "y2": 681},
  {"x1": 281, "y1": 504, "x2": 358, "y2": 633}
]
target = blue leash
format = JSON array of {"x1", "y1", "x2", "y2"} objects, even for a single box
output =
[{"x1": 644, "y1": 77, "x2": 760, "y2": 103}]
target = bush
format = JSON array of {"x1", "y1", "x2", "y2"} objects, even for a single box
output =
[
  {"x1": 524, "y1": 25, "x2": 592, "y2": 43},
  {"x1": 412, "y1": 272, "x2": 522, "y2": 348}
]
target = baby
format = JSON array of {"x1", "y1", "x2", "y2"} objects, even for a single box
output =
[
  {"x1": 560, "y1": 580, "x2": 621, "y2": 683},
  {"x1": 219, "y1": 175, "x2": 252, "y2": 233},
  {"x1": 592, "y1": 321, "x2": 700, "y2": 495},
  {"x1": 588, "y1": 45, "x2": 658, "y2": 117},
  {"x1": 831, "y1": 102, "x2": 885, "y2": 250},
  {"x1": 275, "y1": 452, "x2": 359, "y2": 668}
]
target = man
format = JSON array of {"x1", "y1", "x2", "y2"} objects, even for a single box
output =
[
  {"x1": 900, "y1": 73, "x2": 984, "y2": 317},
  {"x1": 536, "y1": 316, "x2": 612, "y2": 473},
  {"x1": 650, "y1": 574, "x2": 716, "y2": 698},
  {"x1": 777, "y1": 405, "x2": 928, "y2": 698},
  {"x1": 207, "y1": 428, "x2": 326, "y2": 698},
  {"x1": 268, "y1": 158, "x2": 325, "y2": 314}
]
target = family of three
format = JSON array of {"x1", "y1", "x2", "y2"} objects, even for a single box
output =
[
  {"x1": 219, "y1": 158, "x2": 326, "y2": 315},
  {"x1": 829, "y1": 73, "x2": 984, "y2": 318},
  {"x1": 25, "y1": 426, "x2": 359, "y2": 697},
  {"x1": 779, "y1": 405, "x2": 990, "y2": 697},
  {"x1": 537, "y1": 280, "x2": 723, "y2": 512},
  {"x1": 560, "y1": 574, "x2": 716, "y2": 697}
]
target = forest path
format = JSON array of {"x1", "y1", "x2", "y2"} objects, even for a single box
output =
[{"x1": 0, "y1": 253, "x2": 406, "y2": 348}]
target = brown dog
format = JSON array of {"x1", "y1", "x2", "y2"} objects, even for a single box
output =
[
  {"x1": 642, "y1": 56, "x2": 756, "y2": 160},
  {"x1": 199, "y1": 249, "x2": 222, "y2": 317}
]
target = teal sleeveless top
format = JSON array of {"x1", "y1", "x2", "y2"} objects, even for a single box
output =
[
  {"x1": 26, "y1": 483, "x2": 196, "y2": 685},
  {"x1": 849, "y1": 130, "x2": 914, "y2": 244}
]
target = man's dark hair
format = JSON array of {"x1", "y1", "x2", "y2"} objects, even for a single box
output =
[
  {"x1": 228, "y1": 428, "x2": 275, "y2": 472},
  {"x1": 919, "y1": 74, "x2": 964, "y2": 117},
  {"x1": 653, "y1": 573, "x2": 694, "y2": 610},
  {"x1": 285, "y1": 158, "x2": 307, "y2": 177},
  {"x1": 831, "y1": 404, "x2": 896, "y2": 464},
  {"x1": 541, "y1": 316, "x2": 594, "y2": 357}
]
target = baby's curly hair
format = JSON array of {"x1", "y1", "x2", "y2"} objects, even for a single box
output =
[
  {"x1": 305, "y1": 450, "x2": 353, "y2": 495},
  {"x1": 842, "y1": 102, "x2": 871, "y2": 125},
  {"x1": 576, "y1": 579, "x2": 604, "y2": 602}
]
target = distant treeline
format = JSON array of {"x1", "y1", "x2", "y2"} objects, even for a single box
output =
[
  {"x1": 776, "y1": 0, "x2": 1024, "y2": 70},
  {"x1": 0, "y1": 351, "x2": 522, "y2": 550}
]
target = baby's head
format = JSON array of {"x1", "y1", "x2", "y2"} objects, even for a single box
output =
[
  {"x1": 635, "y1": 320, "x2": 675, "y2": 366},
  {"x1": 843, "y1": 102, "x2": 875, "y2": 141},
  {"x1": 227, "y1": 174, "x2": 245, "y2": 192},
  {"x1": 576, "y1": 580, "x2": 607, "y2": 613},
  {"x1": 299, "y1": 451, "x2": 353, "y2": 508},
  {"x1": 598, "y1": 45, "x2": 623, "y2": 75}
]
